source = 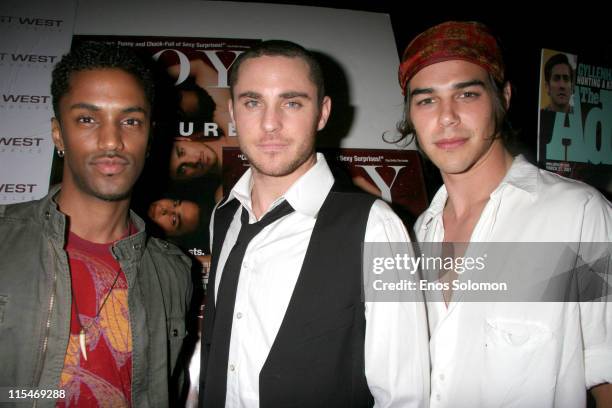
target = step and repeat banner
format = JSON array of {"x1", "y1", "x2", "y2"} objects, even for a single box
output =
[{"x1": 0, "y1": 0, "x2": 75, "y2": 204}]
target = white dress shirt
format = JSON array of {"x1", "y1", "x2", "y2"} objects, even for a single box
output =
[
  {"x1": 211, "y1": 153, "x2": 430, "y2": 407},
  {"x1": 415, "y1": 155, "x2": 612, "y2": 408}
]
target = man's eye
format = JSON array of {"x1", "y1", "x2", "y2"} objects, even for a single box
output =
[
  {"x1": 77, "y1": 116, "x2": 95, "y2": 124},
  {"x1": 123, "y1": 118, "x2": 142, "y2": 126},
  {"x1": 245, "y1": 100, "x2": 259, "y2": 108},
  {"x1": 459, "y1": 91, "x2": 479, "y2": 99},
  {"x1": 286, "y1": 101, "x2": 302, "y2": 109},
  {"x1": 415, "y1": 98, "x2": 434, "y2": 106}
]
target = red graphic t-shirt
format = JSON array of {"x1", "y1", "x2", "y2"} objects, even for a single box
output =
[{"x1": 57, "y1": 229, "x2": 133, "y2": 407}]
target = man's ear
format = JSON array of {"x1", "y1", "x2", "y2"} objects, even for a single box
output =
[
  {"x1": 228, "y1": 98, "x2": 235, "y2": 125},
  {"x1": 503, "y1": 82, "x2": 512, "y2": 110},
  {"x1": 317, "y1": 96, "x2": 332, "y2": 131},
  {"x1": 51, "y1": 117, "x2": 65, "y2": 151}
]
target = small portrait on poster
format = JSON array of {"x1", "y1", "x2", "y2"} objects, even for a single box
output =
[
  {"x1": 540, "y1": 50, "x2": 577, "y2": 114},
  {"x1": 537, "y1": 48, "x2": 612, "y2": 199}
]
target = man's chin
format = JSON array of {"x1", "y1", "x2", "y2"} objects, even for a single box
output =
[
  {"x1": 88, "y1": 183, "x2": 133, "y2": 202},
  {"x1": 93, "y1": 190, "x2": 132, "y2": 202}
]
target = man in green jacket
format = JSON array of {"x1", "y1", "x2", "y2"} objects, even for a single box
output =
[{"x1": 0, "y1": 42, "x2": 192, "y2": 407}]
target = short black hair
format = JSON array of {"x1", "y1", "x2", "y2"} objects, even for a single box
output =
[
  {"x1": 51, "y1": 41, "x2": 154, "y2": 118},
  {"x1": 544, "y1": 53, "x2": 574, "y2": 83},
  {"x1": 228, "y1": 40, "x2": 326, "y2": 104}
]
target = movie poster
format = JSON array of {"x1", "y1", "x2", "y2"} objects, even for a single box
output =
[
  {"x1": 66, "y1": 35, "x2": 260, "y2": 269},
  {"x1": 538, "y1": 48, "x2": 612, "y2": 199},
  {"x1": 223, "y1": 147, "x2": 429, "y2": 226}
]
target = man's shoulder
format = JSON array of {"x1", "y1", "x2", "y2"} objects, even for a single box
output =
[
  {"x1": 535, "y1": 167, "x2": 608, "y2": 208},
  {"x1": 146, "y1": 236, "x2": 192, "y2": 269},
  {"x1": 0, "y1": 197, "x2": 43, "y2": 225}
]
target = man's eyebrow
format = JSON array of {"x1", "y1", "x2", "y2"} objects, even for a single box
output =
[
  {"x1": 69, "y1": 102, "x2": 100, "y2": 111},
  {"x1": 122, "y1": 106, "x2": 148, "y2": 115},
  {"x1": 280, "y1": 91, "x2": 310, "y2": 99},
  {"x1": 452, "y1": 79, "x2": 486, "y2": 89},
  {"x1": 410, "y1": 87, "x2": 433, "y2": 97},
  {"x1": 237, "y1": 91, "x2": 261, "y2": 99},
  {"x1": 69, "y1": 103, "x2": 148, "y2": 115},
  {"x1": 410, "y1": 80, "x2": 486, "y2": 98}
]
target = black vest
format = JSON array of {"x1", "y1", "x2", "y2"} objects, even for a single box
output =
[{"x1": 200, "y1": 190, "x2": 376, "y2": 408}]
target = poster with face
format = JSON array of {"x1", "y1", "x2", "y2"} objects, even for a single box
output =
[{"x1": 538, "y1": 49, "x2": 612, "y2": 199}]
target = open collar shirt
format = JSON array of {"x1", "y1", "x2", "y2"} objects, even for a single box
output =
[{"x1": 415, "y1": 155, "x2": 612, "y2": 408}]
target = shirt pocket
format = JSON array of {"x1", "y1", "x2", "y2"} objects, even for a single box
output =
[{"x1": 483, "y1": 318, "x2": 557, "y2": 403}]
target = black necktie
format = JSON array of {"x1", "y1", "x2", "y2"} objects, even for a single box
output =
[{"x1": 203, "y1": 200, "x2": 294, "y2": 407}]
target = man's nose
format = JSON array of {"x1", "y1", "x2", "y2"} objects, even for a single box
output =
[
  {"x1": 98, "y1": 122, "x2": 124, "y2": 152},
  {"x1": 261, "y1": 105, "x2": 282, "y2": 133},
  {"x1": 438, "y1": 100, "x2": 460, "y2": 127}
]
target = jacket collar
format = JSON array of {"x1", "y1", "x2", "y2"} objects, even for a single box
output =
[{"x1": 40, "y1": 184, "x2": 147, "y2": 262}]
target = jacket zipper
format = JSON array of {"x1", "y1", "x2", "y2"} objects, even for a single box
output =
[{"x1": 32, "y1": 245, "x2": 58, "y2": 408}]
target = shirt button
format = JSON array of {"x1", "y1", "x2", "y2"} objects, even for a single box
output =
[
  {"x1": 236, "y1": 312, "x2": 243, "y2": 319},
  {"x1": 229, "y1": 364, "x2": 235, "y2": 372},
  {"x1": 436, "y1": 394, "x2": 441, "y2": 401},
  {"x1": 439, "y1": 374, "x2": 445, "y2": 381}
]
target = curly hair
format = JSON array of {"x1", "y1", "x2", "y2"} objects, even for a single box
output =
[{"x1": 51, "y1": 41, "x2": 155, "y2": 118}]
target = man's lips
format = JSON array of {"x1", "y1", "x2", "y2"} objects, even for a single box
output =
[
  {"x1": 434, "y1": 138, "x2": 468, "y2": 150},
  {"x1": 258, "y1": 143, "x2": 288, "y2": 153},
  {"x1": 91, "y1": 157, "x2": 129, "y2": 175}
]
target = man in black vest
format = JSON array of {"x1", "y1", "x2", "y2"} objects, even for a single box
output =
[{"x1": 199, "y1": 40, "x2": 429, "y2": 407}]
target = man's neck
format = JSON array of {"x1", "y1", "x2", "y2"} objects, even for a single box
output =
[
  {"x1": 250, "y1": 154, "x2": 317, "y2": 219},
  {"x1": 56, "y1": 185, "x2": 132, "y2": 244},
  {"x1": 442, "y1": 140, "x2": 513, "y2": 219}
]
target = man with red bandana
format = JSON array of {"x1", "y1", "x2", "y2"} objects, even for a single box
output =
[{"x1": 398, "y1": 21, "x2": 611, "y2": 407}]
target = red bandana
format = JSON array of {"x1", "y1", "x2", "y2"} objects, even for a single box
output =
[{"x1": 398, "y1": 21, "x2": 505, "y2": 95}]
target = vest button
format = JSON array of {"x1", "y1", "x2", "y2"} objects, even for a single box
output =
[{"x1": 172, "y1": 329, "x2": 179, "y2": 337}]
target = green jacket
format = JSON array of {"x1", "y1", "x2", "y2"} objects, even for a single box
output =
[{"x1": 0, "y1": 186, "x2": 193, "y2": 407}]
